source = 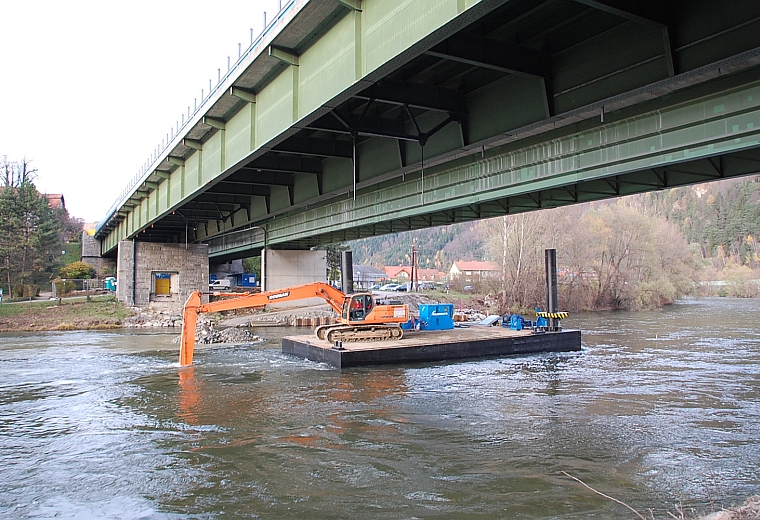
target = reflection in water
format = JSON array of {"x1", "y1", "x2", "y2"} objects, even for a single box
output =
[
  {"x1": 177, "y1": 366, "x2": 200, "y2": 425},
  {"x1": 0, "y1": 300, "x2": 758, "y2": 518}
]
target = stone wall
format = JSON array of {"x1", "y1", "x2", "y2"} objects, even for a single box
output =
[
  {"x1": 116, "y1": 241, "x2": 135, "y2": 305},
  {"x1": 117, "y1": 241, "x2": 208, "y2": 310},
  {"x1": 80, "y1": 232, "x2": 116, "y2": 276}
]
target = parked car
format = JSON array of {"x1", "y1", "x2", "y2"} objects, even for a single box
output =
[
  {"x1": 463, "y1": 285, "x2": 475, "y2": 292},
  {"x1": 378, "y1": 283, "x2": 399, "y2": 291},
  {"x1": 209, "y1": 279, "x2": 232, "y2": 290},
  {"x1": 395, "y1": 284, "x2": 408, "y2": 291},
  {"x1": 369, "y1": 284, "x2": 381, "y2": 291}
]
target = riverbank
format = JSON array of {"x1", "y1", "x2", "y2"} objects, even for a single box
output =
[{"x1": 0, "y1": 295, "x2": 136, "y2": 332}]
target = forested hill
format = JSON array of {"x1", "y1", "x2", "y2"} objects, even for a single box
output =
[
  {"x1": 350, "y1": 221, "x2": 486, "y2": 270},
  {"x1": 649, "y1": 176, "x2": 760, "y2": 269},
  {"x1": 350, "y1": 176, "x2": 760, "y2": 273}
]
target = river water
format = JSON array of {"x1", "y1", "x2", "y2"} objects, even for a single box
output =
[{"x1": 0, "y1": 297, "x2": 758, "y2": 519}]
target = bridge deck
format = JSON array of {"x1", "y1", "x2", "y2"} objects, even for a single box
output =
[{"x1": 96, "y1": 0, "x2": 760, "y2": 260}]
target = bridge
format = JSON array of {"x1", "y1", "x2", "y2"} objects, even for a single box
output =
[{"x1": 92, "y1": 0, "x2": 760, "y2": 303}]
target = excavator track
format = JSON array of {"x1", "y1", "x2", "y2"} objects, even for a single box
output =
[
  {"x1": 315, "y1": 324, "x2": 331, "y2": 341},
  {"x1": 320, "y1": 324, "x2": 404, "y2": 343}
]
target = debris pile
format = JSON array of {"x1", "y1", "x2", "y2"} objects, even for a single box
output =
[
  {"x1": 169, "y1": 315, "x2": 261, "y2": 345},
  {"x1": 195, "y1": 316, "x2": 261, "y2": 345},
  {"x1": 245, "y1": 305, "x2": 337, "y2": 327},
  {"x1": 123, "y1": 309, "x2": 183, "y2": 328},
  {"x1": 453, "y1": 308, "x2": 488, "y2": 322}
]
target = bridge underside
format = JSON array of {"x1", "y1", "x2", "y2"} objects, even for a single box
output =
[{"x1": 96, "y1": 0, "x2": 760, "y2": 262}]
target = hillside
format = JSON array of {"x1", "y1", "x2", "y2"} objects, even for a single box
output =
[
  {"x1": 350, "y1": 221, "x2": 485, "y2": 270},
  {"x1": 351, "y1": 177, "x2": 760, "y2": 272},
  {"x1": 346, "y1": 176, "x2": 760, "y2": 310}
]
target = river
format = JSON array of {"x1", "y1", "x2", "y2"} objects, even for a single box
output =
[{"x1": 0, "y1": 297, "x2": 758, "y2": 519}]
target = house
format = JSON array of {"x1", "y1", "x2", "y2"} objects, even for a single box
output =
[
  {"x1": 449, "y1": 261, "x2": 499, "y2": 282},
  {"x1": 45, "y1": 193, "x2": 65, "y2": 210},
  {"x1": 383, "y1": 266, "x2": 447, "y2": 283},
  {"x1": 353, "y1": 265, "x2": 387, "y2": 289},
  {"x1": 384, "y1": 265, "x2": 410, "y2": 280}
]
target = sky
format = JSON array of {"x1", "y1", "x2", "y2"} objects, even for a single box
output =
[{"x1": 0, "y1": 0, "x2": 282, "y2": 223}]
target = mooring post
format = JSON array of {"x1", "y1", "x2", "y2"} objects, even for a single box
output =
[
  {"x1": 341, "y1": 251, "x2": 354, "y2": 294},
  {"x1": 545, "y1": 249, "x2": 559, "y2": 331}
]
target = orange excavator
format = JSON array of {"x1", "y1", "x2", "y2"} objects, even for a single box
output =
[{"x1": 179, "y1": 282, "x2": 409, "y2": 365}]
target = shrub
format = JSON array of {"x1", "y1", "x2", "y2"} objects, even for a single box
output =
[
  {"x1": 59, "y1": 261, "x2": 95, "y2": 279},
  {"x1": 11, "y1": 284, "x2": 40, "y2": 298},
  {"x1": 53, "y1": 279, "x2": 76, "y2": 296}
]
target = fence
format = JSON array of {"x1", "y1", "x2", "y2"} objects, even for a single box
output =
[{"x1": 51, "y1": 279, "x2": 109, "y2": 298}]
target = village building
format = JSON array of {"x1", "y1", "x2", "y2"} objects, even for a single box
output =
[
  {"x1": 352, "y1": 265, "x2": 386, "y2": 289},
  {"x1": 383, "y1": 266, "x2": 447, "y2": 284},
  {"x1": 449, "y1": 261, "x2": 499, "y2": 283},
  {"x1": 44, "y1": 193, "x2": 65, "y2": 210}
]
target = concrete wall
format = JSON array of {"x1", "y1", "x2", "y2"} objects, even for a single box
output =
[
  {"x1": 117, "y1": 241, "x2": 208, "y2": 310},
  {"x1": 80, "y1": 232, "x2": 116, "y2": 276},
  {"x1": 264, "y1": 249, "x2": 327, "y2": 307},
  {"x1": 210, "y1": 259, "x2": 244, "y2": 282}
]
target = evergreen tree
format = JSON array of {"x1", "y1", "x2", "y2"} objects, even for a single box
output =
[{"x1": 0, "y1": 180, "x2": 63, "y2": 297}]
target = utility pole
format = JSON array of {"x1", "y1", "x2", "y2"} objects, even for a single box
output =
[{"x1": 411, "y1": 239, "x2": 418, "y2": 292}]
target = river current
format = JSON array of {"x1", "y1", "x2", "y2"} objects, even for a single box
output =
[{"x1": 0, "y1": 297, "x2": 758, "y2": 519}]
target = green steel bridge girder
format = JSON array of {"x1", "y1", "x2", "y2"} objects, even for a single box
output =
[
  {"x1": 209, "y1": 78, "x2": 760, "y2": 257},
  {"x1": 97, "y1": 0, "x2": 760, "y2": 257}
]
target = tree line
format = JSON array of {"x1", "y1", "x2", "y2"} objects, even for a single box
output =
[
  {"x1": 351, "y1": 176, "x2": 760, "y2": 311},
  {"x1": 478, "y1": 199, "x2": 699, "y2": 312},
  {"x1": 0, "y1": 157, "x2": 82, "y2": 298}
]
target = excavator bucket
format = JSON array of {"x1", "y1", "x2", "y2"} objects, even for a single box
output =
[{"x1": 179, "y1": 291, "x2": 202, "y2": 366}]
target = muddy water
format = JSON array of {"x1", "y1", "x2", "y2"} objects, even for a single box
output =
[{"x1": 0, "y1": 298, "x2": 758, "y2": 519}]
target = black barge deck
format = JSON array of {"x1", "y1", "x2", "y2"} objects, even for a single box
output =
[{"x1": 282, "y1": 326, "x2": 581, "y2": 368}]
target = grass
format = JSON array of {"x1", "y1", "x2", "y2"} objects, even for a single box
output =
[{"x1": 0, "y1": 295, "x2": 136, "y2": 332}]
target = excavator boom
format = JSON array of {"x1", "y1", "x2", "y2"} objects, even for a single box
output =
[{"x1": 179, "y1": 282, "x2": 407, "y2": 365}]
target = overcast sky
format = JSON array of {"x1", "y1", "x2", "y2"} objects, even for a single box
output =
[{"x1": 0, "y1": 0, "x2": 282, "y2": 223}]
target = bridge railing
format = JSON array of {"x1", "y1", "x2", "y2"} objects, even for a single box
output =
[
  {"x1": 98, "y1": 0, "x2": 300, "y2": 235},
  {"x1": 206, "y1": 227, "x2": 267, "y2": 255}
]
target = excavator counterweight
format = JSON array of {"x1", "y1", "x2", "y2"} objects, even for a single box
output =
[{"x1": 179, "y1": 282, "x2": 408, "y2": 365}]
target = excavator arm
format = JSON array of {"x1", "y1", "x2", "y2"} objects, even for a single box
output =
[{"x1": 179, "y1": 282, "x2": 348, "y2": 365}]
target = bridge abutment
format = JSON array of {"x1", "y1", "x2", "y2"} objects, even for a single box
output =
[
  {"x1": 117, "y1": 241, "x2": 208, "y2": 310},
  {"x1": 81, "y1": 232, "x2": 116, "y2": 277}
]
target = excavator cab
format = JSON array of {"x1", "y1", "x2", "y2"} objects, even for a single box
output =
[{"x1": 344, "y1": 293, "x2": 375, "y2": 322}]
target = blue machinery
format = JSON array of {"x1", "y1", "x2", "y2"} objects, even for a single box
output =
[
  {"x1": 503, "y1": 309, "x2": 569, "y2": 332},
  {"x1": 403, "y1": 249, "x2": 568, "y2": 333},
  {"x1": 403, "y1": 303, "x2": 455, "y2": 331},
  {"x1": 504, "y1": 250, "x2": 568, "y2": 331}
]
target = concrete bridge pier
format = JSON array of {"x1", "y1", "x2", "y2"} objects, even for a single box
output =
[
  {"x1": 116, "y1": 241, "x2": 209, "y2": 310},
  {"x1": 262, "y1": 249, "x2": 328, "y2": 307}
]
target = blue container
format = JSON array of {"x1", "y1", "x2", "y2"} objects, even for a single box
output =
[
  {"x1": 240, "y1": 274, "x2": 257, "y2": 287},
  {"x1": 419, "y1": 304, "x2": 455, "y2": 330}
]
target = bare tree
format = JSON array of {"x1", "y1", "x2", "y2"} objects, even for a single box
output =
[{"x1": 0, "y1": 157, "x2": 37, "y2": 187}]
